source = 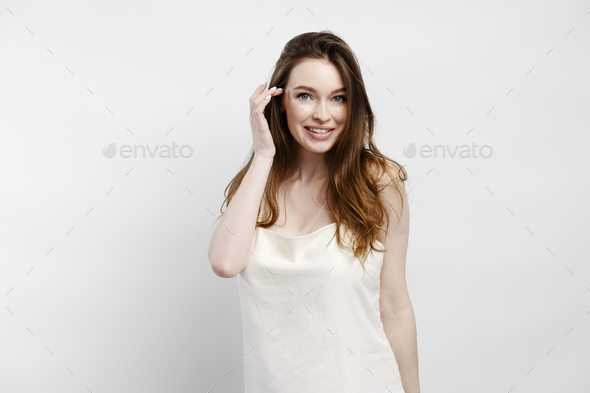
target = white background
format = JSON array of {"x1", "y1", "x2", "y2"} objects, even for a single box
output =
[{"x1": 1, "y1": 0, "x2": 589, "y2": 392}]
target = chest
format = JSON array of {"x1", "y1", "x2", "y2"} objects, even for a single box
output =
[{"x1": 263, "y1": 185, "x2": 336, "y2": 237}]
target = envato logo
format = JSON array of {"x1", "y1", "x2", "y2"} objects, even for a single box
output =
[
  {"x1": 403, "y1": 142, "x2": 493, "y2": 158},
  {"x1": 103, "y1": 142, "x2": 193, "y2": 158}
]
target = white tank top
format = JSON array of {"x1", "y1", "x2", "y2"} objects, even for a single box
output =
[{"x1": 237, "y1": 222, "x2": 405, "y2": 392}]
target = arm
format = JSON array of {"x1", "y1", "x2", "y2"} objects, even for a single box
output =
[
  {"x1": 376, "y1": 165, "x2": 420, "y2": 393},
  {"x1": 382, "y1": 306, "x2": 419, "y2": 393},
  {"x1": 208, "y1": 153, "x2": 274, "y2": 278}
]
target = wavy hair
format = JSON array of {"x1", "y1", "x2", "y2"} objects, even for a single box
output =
[{"x1": 219, "y1": 31, "x2": 408, "y2": 271}]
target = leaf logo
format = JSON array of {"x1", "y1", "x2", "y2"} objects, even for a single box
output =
[
  {"x1": 103, "y1": 143, "x2": 117, "y2": 158},
  {"x1": 403, "y1": 143, "x2": 417, "y2": 158}
]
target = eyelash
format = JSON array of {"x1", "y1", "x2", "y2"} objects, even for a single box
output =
[{"x1": 296, "y1": 93, "x2": 347, "y2": 103}]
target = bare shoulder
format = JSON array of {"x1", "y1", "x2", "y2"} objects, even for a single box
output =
[
  {"x1": 369, "y1": 161, "x2": 408, "y2": 244},
  {"x1": 369, "y1": 161, "x2": 406, "y2": 209},
  {"x1": 371, "y1": 161, "x2": 402, "y2": 187}
]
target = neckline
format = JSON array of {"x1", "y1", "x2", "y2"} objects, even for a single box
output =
[
  {"x1": 257, "y1": 222, "x2": 385, "y2": 249},
  {"x1": 257, "y1": 222, "x2": 337, "y2": 239}
]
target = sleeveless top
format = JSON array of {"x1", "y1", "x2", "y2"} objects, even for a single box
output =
[{"x1": 237, "y1": 222, "x2": 405, "y2": 393}]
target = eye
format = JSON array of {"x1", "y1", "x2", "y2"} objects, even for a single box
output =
[{"x1": 296, "y1": 93, "x2": 347, "y2": 103}]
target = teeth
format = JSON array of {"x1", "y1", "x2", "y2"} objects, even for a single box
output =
[{"x1": 307, "y1": 127, "x2": 332, "y2": 134}]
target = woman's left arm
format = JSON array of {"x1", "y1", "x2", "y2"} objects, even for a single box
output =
[
  {"x1": 382, "y1": 305, "x2": 419, "y2": 393},
  {"x1": 376, "y1": 166, "x2": 420, "y2": 393}
]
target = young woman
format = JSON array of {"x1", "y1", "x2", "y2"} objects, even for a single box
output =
[{"x1": 208, "y1": 31, "x2": 419, "y2": 393}]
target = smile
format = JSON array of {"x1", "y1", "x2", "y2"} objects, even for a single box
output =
[
  {"x1": 304, "y1": 126, "x2": 334, "y2": 140},
  {"x1": 305, "y1": 126, "x2": 334, "y2": 134}
]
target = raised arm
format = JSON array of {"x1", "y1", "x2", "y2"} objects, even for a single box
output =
[{"x1": 208, "y1": 82, "x2": 282, "y2": 278}]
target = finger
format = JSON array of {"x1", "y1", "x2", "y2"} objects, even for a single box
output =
[
  {"x1": 250, "y1": 84, "x2": 273, "y2": 111},
  {"x1": 254, "y1": 93, "x2": 279, "y2": 118},
  {"x1": 255, "y1": 88, "x2": 278, "y2": 111},
  {"x1": 253, "y1": 86, "x2": 282, "y2": 109},
  {"x1": 249, "y1": 82, "x2": 268, "y2": 103}
]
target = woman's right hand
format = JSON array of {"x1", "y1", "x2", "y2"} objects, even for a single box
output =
[{"x1": 249, "y1": 82, "x2": 283, "y2": 159}]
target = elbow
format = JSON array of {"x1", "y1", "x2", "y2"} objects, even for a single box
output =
[
  {"x1": 380, "y1": 303, "x2": 414, "y2": 319},
  {"x1": 210, "y1": 259, "x2": 239, "y2": 278},
  {"x1": 208, "y1": 246, "x2": 243, "y2": 278},
  {"x1": 209, "y1": 247, "x2": 233, "y2": 278}
]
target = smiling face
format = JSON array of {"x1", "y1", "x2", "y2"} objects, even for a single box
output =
[{"x1": 280, "y1": 58, "x2": 348, "y2": 154}]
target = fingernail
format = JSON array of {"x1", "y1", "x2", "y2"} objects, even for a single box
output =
[
  {"x1": 277, "y1": 88, "x2": 283, "y2": 91},
  {"x1": 270, "y1": 86, "x2": 277, "y2": 90}
]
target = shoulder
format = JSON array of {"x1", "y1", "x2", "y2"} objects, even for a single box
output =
[
  {"x1": 368, "y1": 161, "x2": 408, "y2": 242},
  {"x1": 369, "y1": 161, "x2": 406, "y2": 204}
]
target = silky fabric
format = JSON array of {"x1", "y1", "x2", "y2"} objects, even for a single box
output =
[{"x1": 237, "y1": 222, "x2": 405, "y2": 393}]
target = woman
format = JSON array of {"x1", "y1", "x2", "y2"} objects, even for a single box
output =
[{"x1": 208, "y1": 31, "x2": 419, "y2": 393}]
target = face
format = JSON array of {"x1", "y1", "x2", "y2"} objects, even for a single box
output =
[{"x1": 280, "y1": 58, "x2": 347, "y2": 154}]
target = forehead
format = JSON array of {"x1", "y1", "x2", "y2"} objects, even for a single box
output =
[{"x1": 286, "y1": 58, "x2": 344, "y2": 89}]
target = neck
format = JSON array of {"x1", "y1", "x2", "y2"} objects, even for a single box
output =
[{"x1": 292, "y1": 149, "x2": 329, "y2": 186}]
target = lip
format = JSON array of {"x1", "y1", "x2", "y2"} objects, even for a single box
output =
[
  {"x1": 305, "y1": 126, "x2": 334, "y2": 140},
  {"x1": 305, "y1": 125, "x2": 334, "y2": 130}
]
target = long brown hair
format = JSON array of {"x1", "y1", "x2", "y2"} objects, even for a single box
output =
[{"x1": 219, "y1": 31, "x2": 408, "y2": 270}]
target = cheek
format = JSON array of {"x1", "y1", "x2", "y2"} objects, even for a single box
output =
[
  {"x1": 288, "y1": 103, "x2": 308, "y2": 121},
  {"x1": 337, "y1": 107, "x2": 347, "y2": 123}
]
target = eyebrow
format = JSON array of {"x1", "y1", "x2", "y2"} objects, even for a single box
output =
[{"x1": 293, "y1": 85, "x2": 347, "y2": 94}]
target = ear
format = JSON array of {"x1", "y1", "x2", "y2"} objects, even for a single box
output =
[{"x1": 279, "y1": 99, "x2": 285, "y2": 113}]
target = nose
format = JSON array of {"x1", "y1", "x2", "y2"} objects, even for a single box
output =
[{"x1": 312, "y1": 102, "x2": 330, "y2": 122}]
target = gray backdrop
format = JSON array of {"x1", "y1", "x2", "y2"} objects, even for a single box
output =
[{"x1": 1, "y1": 0, "x2": 589, "y2": 392}]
